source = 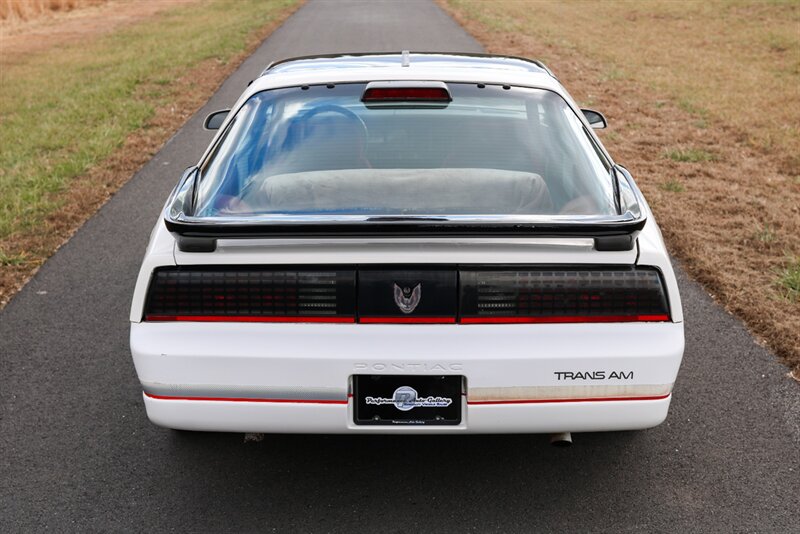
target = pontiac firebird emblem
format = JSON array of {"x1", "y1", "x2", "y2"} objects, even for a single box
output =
[{"x1": 393, "y1": 283, "x2": 421, "y2": 314}]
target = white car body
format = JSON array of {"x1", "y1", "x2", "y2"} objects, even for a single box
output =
[{"x1": 130, "y1": 53, "x2": 684, "y2": 434}]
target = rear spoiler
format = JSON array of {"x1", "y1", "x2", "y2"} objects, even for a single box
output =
[{"x1": 164, "y1": 167, "x2": 646, "y2": 253}]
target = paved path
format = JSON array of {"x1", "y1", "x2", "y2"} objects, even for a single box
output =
[{"x1": 1, "y1": 1, "x2": 798, "y2": 531}]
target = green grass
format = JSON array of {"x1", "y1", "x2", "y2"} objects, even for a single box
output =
[
  {"x1": 767, "y1": 31, "x2": 793, "y2": 53},
  {"x1": 676, "y1": 98, "x2": 710, "y2": 119},
  {"x1": 601, "y1": 66, "x2": 627, "y2": 82},
  {"x1": 659, "y1": 179, "x2": 685, "y2": 193},
  {"x1": 446, "y1": 0, "x2": 521, "y2": 33},
  {"x1": 663, "y1": 147, "x2": 717, "y2": 163},
  {"x1": 777, "y1": 257, "x2": 800, "y2": 301},
  {"x1": 0, "y1": 251, "x2": 30, "y2": 267},
  {"x1": 0, "y1": 0, "x2": 296, "y2": 244},
  {"x1": 754, "y1": 224, "x2": 776, "y2": 245}
]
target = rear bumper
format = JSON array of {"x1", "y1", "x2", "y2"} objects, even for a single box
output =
[
  {"x1": 143, "y1": 392, "x2": 672, "y2": 434},
  {"x1": 131, "y1": 321, "x2": 683, "y2": 433}
]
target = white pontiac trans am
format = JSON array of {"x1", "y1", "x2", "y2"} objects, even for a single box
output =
[{"x1": 129, "y1": 52, "x2": 684, "y2": 435}]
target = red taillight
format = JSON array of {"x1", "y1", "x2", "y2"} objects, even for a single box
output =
[
  {"x1": 459, "y1": 268, "x2": 670, "y2": 323},
  {"x1": 143, "y1": 268, "x2": 355, "y2": 322},
  {"x1": 143, "y1": 267, "x2": 670, "y2": 324},
  {"x1": 460, "y1": 315, "x2": 669, "y2": 324},
  {"x1": 144, "y1": 315, "x2": 355, "y2": 323},
  {"x1": 362, "y1": 87, "x2": 452, "y2": 102}
]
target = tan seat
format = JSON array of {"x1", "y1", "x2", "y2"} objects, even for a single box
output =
[{"x1": 247, "y1": 168, "x2": 554, "y2": 215}]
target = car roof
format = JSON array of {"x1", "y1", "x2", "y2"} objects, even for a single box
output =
[
  {"x1": 261, "y1": 52, "x2": 556, "y2": 78},
  {"x1": 243, "y1": 51, "x2": 565, "y2": 103}
]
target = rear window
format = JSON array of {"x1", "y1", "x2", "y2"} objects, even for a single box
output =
[{"x1": 195, "y1": 83, "x2": 617, "y2": 218}]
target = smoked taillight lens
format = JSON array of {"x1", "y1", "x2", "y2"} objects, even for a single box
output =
[
  {"x1": 459, "y1": 267, "x2": 670, "y2": 323},
  {"x1": 143, "y1": 266, "x2": 669, "y2": 324},
  {"x1": 143, "y1": 268, "x2": 355, "y2": 322}
]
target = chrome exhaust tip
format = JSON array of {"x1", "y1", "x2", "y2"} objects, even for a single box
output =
[{"x1": 549, "y1": 432, "x2": 573, "y2": 447}]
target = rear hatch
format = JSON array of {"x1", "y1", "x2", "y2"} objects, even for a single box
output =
[{"x1": 146, "y1": 81, "x2": 670, "y2": 325}]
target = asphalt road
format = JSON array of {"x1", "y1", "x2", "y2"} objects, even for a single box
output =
[{"x1": 1, "y1": 1, "x2": 798, "y2": 532}]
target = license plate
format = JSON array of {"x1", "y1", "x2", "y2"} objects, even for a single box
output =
[{"x1": 353, "y1": 375, "x2": 462, "y2": 425}]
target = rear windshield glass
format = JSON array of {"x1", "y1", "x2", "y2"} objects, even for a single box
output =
[{"x1": 195, "y1": 83, "x2": 616, "y2": 217}]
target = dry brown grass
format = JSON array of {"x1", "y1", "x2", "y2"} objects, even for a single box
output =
[
  {"x1": 0, "y1": 0, "x2": 105, "y2": 23},
  {"x1": 0, "y1": 0, "x2": 200, "y2": 65},
  {"x1": 444, "y1": 0, "x2": 800, "y2": 175},
  {"x1": 441, "y1": 0, "x2": 800, "y2": 371}
]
